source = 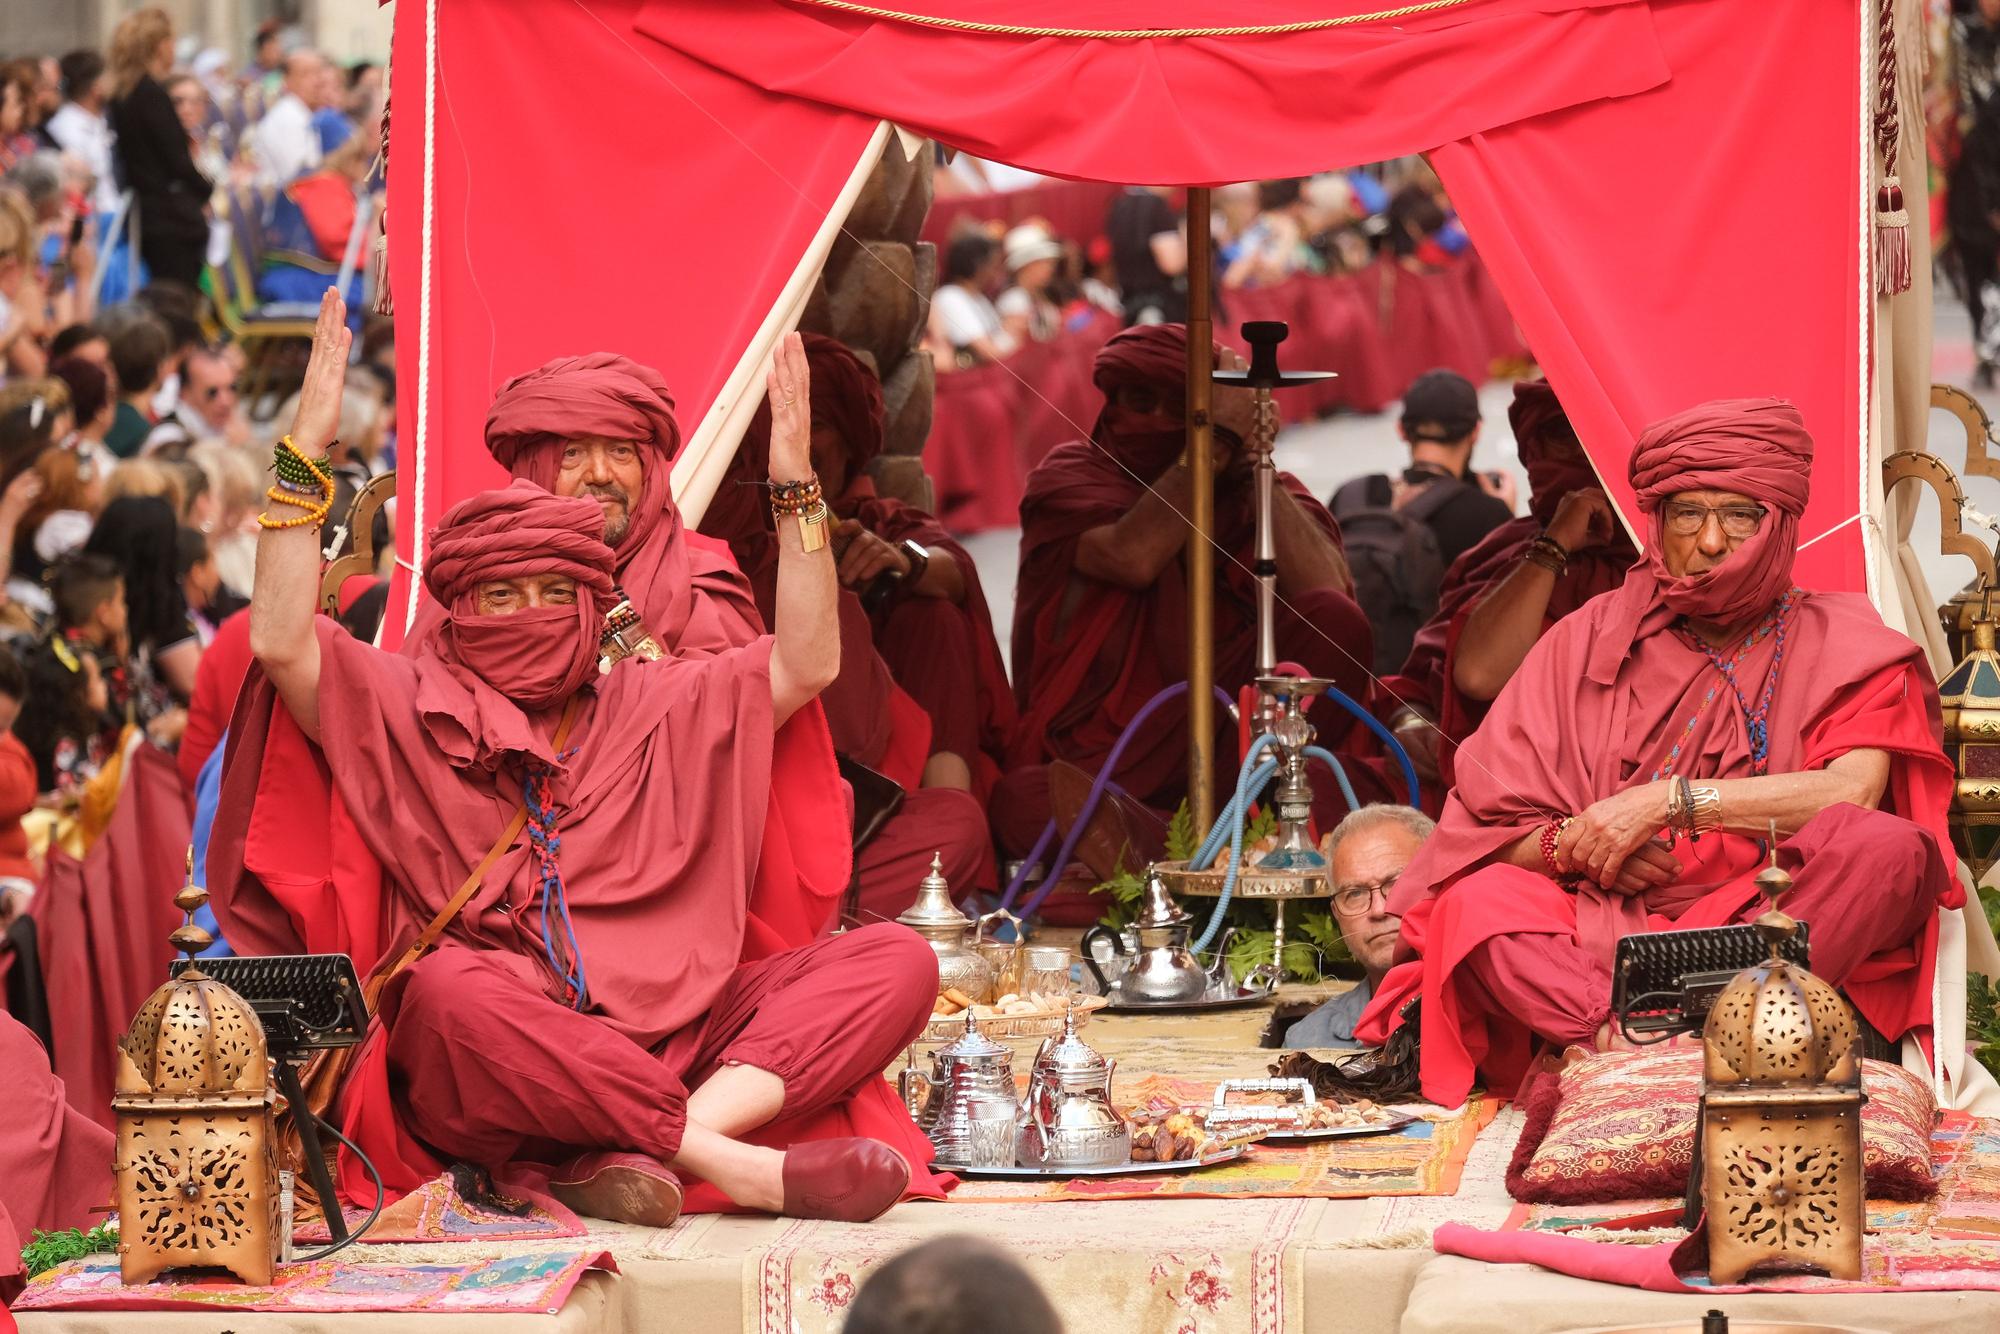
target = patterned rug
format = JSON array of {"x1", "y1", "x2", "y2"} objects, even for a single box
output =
[
  {"x1": 750, "y1": 1198, "x2": 1314, "y2": 1334},
  {"x1": 12, "y1": 1250, "x2": 614, "y2": 1314},
  {"x1": 944, "y1": 1079, "x2": 1499, "y2": 1204},
  {"x1": 293, "y1": 1167, "x2": 585, "y2": 1244},
  {"x1": 1496, "y1": 1111, "x2": 2000, "y2": 1293}
]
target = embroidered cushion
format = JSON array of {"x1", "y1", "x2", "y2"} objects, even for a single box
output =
[{"x1": 1506, "y1": 1045, "x2": 1937, "y2": 1204}]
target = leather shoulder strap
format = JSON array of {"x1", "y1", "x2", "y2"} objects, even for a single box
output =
[{"x1": 376, "y1": 694, "x2": 585, "y2": 984}]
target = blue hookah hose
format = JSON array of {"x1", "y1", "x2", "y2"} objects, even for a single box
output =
[
  {"x1": 1315, "y1": 682, "x2": 1421, "y2": 806},
  {"x1": 1006, "y1": 681, "x2": 1239, "y2": 921},
  {"x1": 1304, "y1": 745, "x2": 1361, "y2": 813},
  {"x1": 1187, "y1": 736, "x2": 1280, "y2": 954},
  {"x1": 1191, "y1": 734, "x2": 1278, "y2": 869}
]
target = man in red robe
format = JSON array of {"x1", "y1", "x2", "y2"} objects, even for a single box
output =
[
  {"x1": 995, "y1": 324, "x2": 1380, "y2": 855},
  {"x1": 483, "y1": 351, "x2": 992, "y2": 920},
  {"x1": 230, "y1": 295, "x2": 939, "y2": 1227},
  {"x1": 701, "y1": 334, "x2": 1015, "y2": 800},
  {"x1": 1, "y1": 1012, "x2": 113, "y2": 1301},
  {"x1": 1378, "y1": 381, "x2": 1636, "y2": 794},
  {"x1": 1355, "y1": 399, "x2": 1959, "y2": 1107}
]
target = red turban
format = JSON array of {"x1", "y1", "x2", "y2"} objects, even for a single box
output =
[
  {"x1": 1506, "y1": 379, "x2": 1566, "y2": 459},
  {"x1": 484, "y1": 353, "x2": 683, "y2": 473},
  {"x1": 483, "y1": 353, "x2": 686, "y2": 574},
  {"x1": 421, "y1": 480, "x2": 616, "y2": 715},
  {"x1": 1507, "y1": 379, "x2": 1598, "y2": 528},
  {"x1": 1090, "y1": 324, "x2": 1233, "y2": 476},
  {"x1": 802, "y1": 333, "x2": 885, "y2": 471},
  {"x1": 1590, "y1": 398, "x2": 1812, "y2": 683},
  {"x1": 1092, "y1": 323, "x2": 1209, "y2": 399}
]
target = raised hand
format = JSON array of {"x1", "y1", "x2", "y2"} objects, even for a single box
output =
[
  {"x1": 1546, "y1": 487, "x2": 1616, "y2": 553},
  {"x1": 766, "y1": 332, "x2": 812, "y2": 484},
  {"x1": 287, "y1": 289, "x2": 351, "y2": 454}
]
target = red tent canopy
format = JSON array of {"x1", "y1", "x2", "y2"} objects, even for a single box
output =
[{"x1": 385, "y1": 0, "x2": 1869, "y2": 638}]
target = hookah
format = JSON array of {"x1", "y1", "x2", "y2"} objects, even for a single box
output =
[
  {"x1": 1152, "y1": 321, "x2": 1412, "y2": 972},
  {"x1": 1000, "y1": 322, "x2": 1419, "y2": 986}
]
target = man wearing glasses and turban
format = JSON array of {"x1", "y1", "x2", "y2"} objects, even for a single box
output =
[{"x1": 1354, "y1": 399, "x2": 1960, "y2": 1108}]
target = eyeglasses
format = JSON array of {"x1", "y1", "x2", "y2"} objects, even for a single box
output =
[
  {"x1": 1332, "y1": 877, "x2": 1395, "y2": 917},
  {"x1": 1663, "y1": 501, "x2": 1766, "y2": 539}
]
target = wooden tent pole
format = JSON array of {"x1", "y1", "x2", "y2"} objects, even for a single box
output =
[{"x1": 1185, "y1": 186, "x2": 1215, "y2": 834}]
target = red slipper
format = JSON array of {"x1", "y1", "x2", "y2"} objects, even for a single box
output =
[
  {"x1": 781, "y1": 1138, "x2": 911, "y2": 1222},
  {"x1": 548, "y1": 1151, "x2": 684, "y2": 1228}
]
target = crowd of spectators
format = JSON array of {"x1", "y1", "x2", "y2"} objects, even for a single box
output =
[
  {"x1": 923, "y1": 157, "x2": 1472, "y2": 371},
  {"x1": 0, "y1": 9, "x2": 393, "y2": 926}
]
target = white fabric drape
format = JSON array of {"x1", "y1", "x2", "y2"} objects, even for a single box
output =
[
  {"x1": 670, "y1": 123, "x2": 896, "y2": 527},
  {"x1": 1871, "y1": 0, "x2": 2000, "y2": 1111}
]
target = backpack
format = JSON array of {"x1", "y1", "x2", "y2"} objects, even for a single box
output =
[{"x1": 1329, "y1": 473, "x2": 1458, "y2": 675}]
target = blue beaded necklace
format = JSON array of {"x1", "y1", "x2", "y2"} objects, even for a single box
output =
[{"x1": 1653, "y1": 588, "x2": 1797, "y2": 781}]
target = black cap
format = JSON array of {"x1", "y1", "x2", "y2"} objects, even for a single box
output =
[{"x1": 1399, "y1": 369, "x2": 1480, "y2": 442}]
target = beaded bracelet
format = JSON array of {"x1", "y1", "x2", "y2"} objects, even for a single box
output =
[
  {"x1": 258, "y1": 435, "x2": 335, "y2": 531},
  {"x1": 1522, "y1": 533, "x2": 1569, "y2": 575},
  {"x1": 768, "y1": 476, "x2": 824, "y2": 517},
  {"x1": 1539, "y1": 817, "x2": 1572, "y2": 878}
]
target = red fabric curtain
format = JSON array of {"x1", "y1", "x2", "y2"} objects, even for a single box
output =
[
  {"x1": 383, "y1": 0, "x2": 879, "y2": 643},
  {"x1": 636, "y1": 0, "x2": 1671, "y2": 185},
  {"x1": 390, "y1": 0, "x2": 1867, "y2": 609},
  {"x1": 1431, "y1": 0, "x2": 1865, "y2": 591}
]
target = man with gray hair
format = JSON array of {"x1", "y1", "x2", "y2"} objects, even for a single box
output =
[{"x1": 1282, "y1": 804, "x2": 1433, "y2": 1048}]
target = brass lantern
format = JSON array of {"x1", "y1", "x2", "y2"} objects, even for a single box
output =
[
  {"x1": 1699, "y1": 844, "x2": 1865, "y2": 1285},
  {"x1": 114, "y1": 863, "x2": 279, "y2": 1286},
  {"x1": 1937, "y1": 602, "x2": 2000, "y2": 881}
]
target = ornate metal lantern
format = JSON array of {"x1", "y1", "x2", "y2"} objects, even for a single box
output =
[
  {"x1": 1699, "y1": 843, "x2": 1865, "y2": 1285},
  {"x1": 1937, "y1": 602, "x2": 2000, "y2": 881},
  {"x1": 114, "y1": 862, "x2": 280, "y2": 1286}
]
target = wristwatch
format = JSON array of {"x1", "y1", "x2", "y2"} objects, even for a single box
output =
[{"x1": 898, "y1": 539, "x2": 931, "y2": 587}]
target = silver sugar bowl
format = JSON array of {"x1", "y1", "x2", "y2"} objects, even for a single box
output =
[
  {"x1": 898, "y1": 1009, "x2": 1016, "y2": 1164},
  {"x1": 1019, "y1": 1006, "x2": 1130, "y2": 1168},
  {"x1": 896, "y1": 852, "x2": 996, "y2": 1006}
]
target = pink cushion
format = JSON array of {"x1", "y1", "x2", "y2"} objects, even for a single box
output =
[{"x1": 1506, "y1": 1046, "x2": 1937, "y2": 1204}]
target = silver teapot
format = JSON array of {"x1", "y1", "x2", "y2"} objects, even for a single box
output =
[
  {"x1": 897, "y1": 1009, "x2": 1016, "y2": 1164},
  {"x1": 1080, "y1": 871, "x2": 1211, "y2": 1004},
  {"x1": 1019, "y1": 1007, "x2": 1130, "y2": 1168},
  {"x1": 896, "y1": 853, "x2": 995, "y2": 1006}
]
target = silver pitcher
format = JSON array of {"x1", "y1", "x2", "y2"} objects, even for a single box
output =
[
  {"x1": 897, "y1": 1009, "x2": 1017, "y2": 1164},
  {"x1": 896, "y1": 853, "x2": 996, "y2": 1006},
  {"x1": 1080, "y1": 871, "x2": 1211, "y2": 1004},
  {"x1": 1018, "y1": 1007, "x2": 1130, "y2": 1168}
]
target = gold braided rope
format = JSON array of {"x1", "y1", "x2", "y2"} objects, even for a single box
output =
[{"x1": 781, "y1": 0, "x2": 1482, "y2": 40}]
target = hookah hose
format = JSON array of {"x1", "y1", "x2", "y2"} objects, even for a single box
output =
[
  {"x1": 1305, "y1": 745, "x2": 1361, "y2": 811},
  {"x1": 1324, "y1": 682, "x2": 1421, "y2": 807},
  {"x1": 1184, "y1": 736, "x2": 1280, "y2": 953},
  {"x1": 1257, "y1": 661, "x2": 1421, "y2": 807},
  {"x1": 1003, "y1": 680, "x2": 1240, "y2": 922}
]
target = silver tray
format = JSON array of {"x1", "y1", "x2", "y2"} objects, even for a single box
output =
[
  {"x1": 1223, "y1": 1113, "x2": 1417, "y2": 1143},
  {"x1": 936, "y1": 1144, "x2": 1247, "y2": 1179},
  {"x1": 1153, "y1": 858, "x2": 1331, "y2": 901},
  {"x1": 1098, "y1": 980, "x2": 1277, "y2": 1013}
]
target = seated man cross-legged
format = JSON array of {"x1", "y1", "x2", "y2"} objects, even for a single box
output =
[
  {"x1": 245, "y1": 294, "x2": 937, "y2": 1226},
  {"x1": 1355, "y1": 398, "x2": 1960, "y2": 1107}
]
